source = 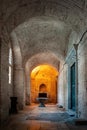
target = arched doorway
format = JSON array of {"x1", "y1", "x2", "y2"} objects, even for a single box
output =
[{"x1": 30, "y1": 64, "x2": 58, "y2": 104}]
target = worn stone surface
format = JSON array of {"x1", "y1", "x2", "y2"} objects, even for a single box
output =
[
  {"x1": 0, "y1": 0, "x2": 87, "y2": 122},
  {"x1": 1, "y1": 105, "x2": 87, "y2": 130}
]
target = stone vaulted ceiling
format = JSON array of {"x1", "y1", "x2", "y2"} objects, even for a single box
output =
[
  {"x1": 1, "y1": 0, "x2": 87, "y2": 65},
  {"x1": 13, "y1": 16, "x2": 71, "y2": 61}
]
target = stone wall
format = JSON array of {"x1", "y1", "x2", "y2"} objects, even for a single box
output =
[
  {"x1": 78, "y1": 37, "x2": 87, "y2": 118},
  {"x1": 0, "y1": 38, "x2": 1, "y2": 122},
  {"x1": 1, "y1": 42, "x2": 9, "y2": 121},
  {"x1": 31, "y1": 76, "x2": 57, "y2": 104},
  {"x1": 66, "y1": 29, "x2": 87, "y2": 119},
  {"x1": 58, "y1": 60, "x2": 68, "y2": 109},
  {"x1": 0, "y1": 28, "x2": 13, "y2": 122}
]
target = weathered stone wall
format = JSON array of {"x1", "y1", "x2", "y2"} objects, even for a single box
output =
[
  {"x1": 0, "y1": 27, "x2": 13, "y2": 122},
  {"x1": 0, "y1": 6, "x2": 2, "y2": 122},
  {"x1": 58, "y1": 61, "x2": 68, "y2": 109},
  {"x1": 78, "y1": 36, "x2": 87, "y2": 118},
  {"x1": 1, "y1": 42, "x2": 9, "y2": 121},
  {"x1": 66, "y1": 29, "x2": 87, "y2": 119},
  {"x1": 67, "y1": 30, "x2": 79, "y2": 53},
  {"x1": 11, "y1": 32, "x2": 25, "y2": 109},
  {"x1": 31, "y1": 75, "x2": 57, "y2": 104},
  {"x1": 0, "y1": 38, "x2": 1, "y2": 122}
]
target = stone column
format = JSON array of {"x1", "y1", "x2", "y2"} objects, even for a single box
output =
[
  {"x1": 11, "y1": 32, "x2": 25, "y2": 110},
  {"x1": 13, "y1": 67, "x2": 25, "y2": 109},
  {"x1": 58, "y1": 60, "x2": 67, "y2": 108}
]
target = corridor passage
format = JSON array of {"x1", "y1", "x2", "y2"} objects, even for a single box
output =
[{"x1": 1, "y1": 104, "x2": 87, "y2": 130}]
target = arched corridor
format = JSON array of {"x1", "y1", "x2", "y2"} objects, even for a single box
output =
[
  {"x1": 0, "y1": 0, "x2": 87, "y2": 129},
  {"x1": 25, "y1": 52, "x2": 60, "y2": 106}
]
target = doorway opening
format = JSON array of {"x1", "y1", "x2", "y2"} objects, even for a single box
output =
[
  {"x1": 70, "y1": 63, "x2": 76, "y2": 111},
  {"x1": 30, "y1": 64, "x2": 58, "y2": 104}
]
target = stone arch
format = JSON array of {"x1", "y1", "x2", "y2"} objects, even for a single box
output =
[
  {"x1": 30, "y1": 64, "x2": 58, "y2": 104},
  {"x1": 5, "y1": 13, "x2": 72, "y2": 109},
  {"x1": 25, "y1": 52, "x2": 60, "y2": 104},
  {"x1": 3, "y1": 0, "x2": 85, "y2": 34},
  {"x1": 12, "y1": 16, "x2": 70, "y2": 67}
]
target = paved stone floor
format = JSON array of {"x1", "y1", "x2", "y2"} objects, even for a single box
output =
[{"x1": 1, "y1": 104, "x2": 87, "y2": 130}]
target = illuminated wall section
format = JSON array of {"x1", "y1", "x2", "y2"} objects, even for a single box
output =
[{"x1": 30, "y1": 64, "x2": 58, "y2": 103}]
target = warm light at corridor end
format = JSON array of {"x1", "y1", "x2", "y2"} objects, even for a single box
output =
[
  {"x1": 30, "y1": 64, "x2": 58, "y2": 104},
  {"x1": 31, "y1": 64, "x2": 58, "y2": 79}
]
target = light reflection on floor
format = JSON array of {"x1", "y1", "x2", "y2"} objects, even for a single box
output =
[{"x1": 1, "y1": 104, "x2": 87, "y2": 130}]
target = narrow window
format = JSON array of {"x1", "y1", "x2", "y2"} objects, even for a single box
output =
[{"x1": 9, "y1": 48, "x2": 12, "y2": 84}]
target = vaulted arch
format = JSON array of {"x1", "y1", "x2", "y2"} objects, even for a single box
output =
[{"x1": 25, "y1": 52, "x2": 60, "y2": 104}]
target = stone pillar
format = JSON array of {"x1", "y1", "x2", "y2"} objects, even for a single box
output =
[
  {"x1": 13, "y1": 67, "x2": 24, "y2": 109},
  {"x1": 63, "y1": 64, "x2": 68, "y2": 109},
  {"x1": 58, "y1": 69, "x2": 64, "y2": 106},
  {"x1": 25, "y1": 68, "x2": 30, "y2": 105},
  {"x1": 11, "y1": 32, "x2": 25, "y2": 110},
  {"x1": 58, "y1": 61, "x2": 67, "y2": 108}
]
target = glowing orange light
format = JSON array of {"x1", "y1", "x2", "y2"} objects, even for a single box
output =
[
  {"x1": 30, "y1": 64, "x2": 58, "y2": 104},
  {"x1": 31, "y1": 64, "x2": 58, "y2": 79}
]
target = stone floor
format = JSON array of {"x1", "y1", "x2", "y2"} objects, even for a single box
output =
[{"x1": 1, "y1": 104, "x2": 87, "y2": 130}]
